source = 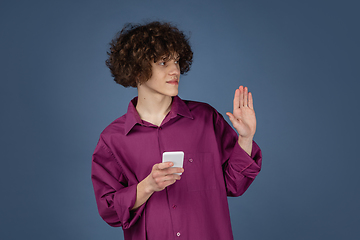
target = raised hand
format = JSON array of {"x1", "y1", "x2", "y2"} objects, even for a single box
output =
[{"x1": 226, "y1": 86, "x2": 256, "y2": 154}]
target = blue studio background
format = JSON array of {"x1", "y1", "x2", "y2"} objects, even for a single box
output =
[{"x1": 1, "y1": 0, "x2": 359, "y2": 239}]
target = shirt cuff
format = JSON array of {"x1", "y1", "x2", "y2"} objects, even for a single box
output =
[
  {"x1": 230, "y1": 140, "x2": 262, "y2": 178},
  {"x1": 114, "y1": 184, "x2": 146, "y2": 229}
]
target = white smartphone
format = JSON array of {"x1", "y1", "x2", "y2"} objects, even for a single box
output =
[{"x1": 162, "y1": 151, "x2": 184, "y2": 175}]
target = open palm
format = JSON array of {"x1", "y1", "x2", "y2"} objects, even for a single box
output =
[{"x1": 226, "y1": 86, "x2": 256, "y2": 139}]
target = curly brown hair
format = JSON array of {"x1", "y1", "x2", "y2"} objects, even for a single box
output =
[{"x1": 105, "y1": 21, "x2": 193, "y2": 88}]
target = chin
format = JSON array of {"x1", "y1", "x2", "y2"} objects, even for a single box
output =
[
  {"x1": 165, "y1": 90, "x2": 178, "y2": 97},
  {"x1": 170, "y1": 91, "x2": 179, "y2": 97}
]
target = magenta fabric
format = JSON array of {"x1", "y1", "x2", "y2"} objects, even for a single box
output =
[{"x1": 91, "y1": 96, "x2": 262, "y2": 240}]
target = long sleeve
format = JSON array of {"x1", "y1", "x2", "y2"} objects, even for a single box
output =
[
  {"x1": 214, "y1": 111, "x2": 262, "y2": 197},
  {"x1": 91, "y1": 138, "x2": 145, "y2": 229},
  {"x1": 91, "y1": 97, "x2": 262, "y2": 239}
]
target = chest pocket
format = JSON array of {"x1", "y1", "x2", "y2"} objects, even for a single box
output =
[{"x1": 184, "y1": 152, "x2": 218, "y2": 192}]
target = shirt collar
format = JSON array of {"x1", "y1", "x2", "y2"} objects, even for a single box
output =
[{"x1": 124, "y1": 95, "x2": 193, "y2": 135}]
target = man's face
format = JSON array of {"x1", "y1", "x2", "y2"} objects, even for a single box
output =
[{"x1": 138, "y1": 54, "x2": 181, "y2": 97}]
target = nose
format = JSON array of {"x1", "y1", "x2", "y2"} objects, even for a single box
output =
[{"x1": 169, "y1": 61, "x2": 180, "y2": 76}]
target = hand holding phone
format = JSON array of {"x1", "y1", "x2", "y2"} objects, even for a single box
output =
[{"x1": 162, "y1": 151, "x2": 184, "y2": 175}]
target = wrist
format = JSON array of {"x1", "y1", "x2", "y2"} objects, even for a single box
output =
[
  {"x1": 238, "y1": 136, "x2": 253, "y2": 155},
  {"x1": 139, "y1": 176, "x2": 155, "y2": 195},
  {"x1": 238, "y1": 136, "x2": 253, "y2": 145}
]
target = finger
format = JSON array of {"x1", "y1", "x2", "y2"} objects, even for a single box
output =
[
  {"x1": 159, "y1": 174, "x2": 181, "y2": 182},
  {"x1": 248, "y1": 92, "x2": 254, "y2": 109},
  {"x1": 172, "y1": 167, "x2": 184, "y2": 174},
  {"x1": 155, "y1": 179, "x2": 177, "y2": 190},
  {"x1": 163, "y1": 179, "x2": 178, "y2": 188},
  {"x1": 243, "y1": 86, "x2": 248, "y2": 107},
  {"x1": 233, "y1": 88, "x2": 240, "y2": 111},
  {"x1": 226, "y1": 112, "x2": 234, "y2": 121},
  {"x1": 239, "y1": 86, "x2": 244, "y2": 108},
  {"x1": 155, "y1": 164, "x2": 184, "y2": 177},
  {"x1": 155, "y1": 162, "x2": 174, "y2": 170},
  {"x1": 164, "y1": 167, "x2": 184, "y2": 175},
  {"x1": 226, "y1": 112, "x2": 240, "y2": 128},
  {"x1": 156, "y1": 174, "x2": 181, "y2": 186}
]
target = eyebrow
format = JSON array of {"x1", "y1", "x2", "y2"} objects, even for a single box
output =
[{"x1": 159, "y1": 54, "x2": 180, "y2": 61}]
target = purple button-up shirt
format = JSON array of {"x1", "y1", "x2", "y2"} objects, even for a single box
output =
[{"x1": 92, "y1": 96, "x2": 262, "y2": 240}]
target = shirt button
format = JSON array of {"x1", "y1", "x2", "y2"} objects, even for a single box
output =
[
  {"x1": 176, "y1": 232, "x2": 181, "y2": 237},
  {"x1": 189, "y1": 158, "x2": 193, "y2": 163},
  {"x1": 172, "y1": 205, "x2": 177, "y2": 209}
]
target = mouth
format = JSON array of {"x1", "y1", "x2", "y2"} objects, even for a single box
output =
[{"x1": 166, "y1": 80, "x2": 179, "y2": 85}]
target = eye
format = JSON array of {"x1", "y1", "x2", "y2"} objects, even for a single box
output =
[{"x1": 159, "y1": 61, "x2": 166, "y2": 66}]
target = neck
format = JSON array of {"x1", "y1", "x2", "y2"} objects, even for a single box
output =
[{"x1": 136, "y1": 93, "x2": 173, "y2": 126}]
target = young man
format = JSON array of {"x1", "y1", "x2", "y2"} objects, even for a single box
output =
[{"x1": 92, "y1": 21, "x2": 262, "y2": 240}]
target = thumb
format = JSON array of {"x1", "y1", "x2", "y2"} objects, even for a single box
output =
[
  {"x1": 226, "y1": 112, "x2": 235, "y2": 121},
  {"x1": 226, "y1": 112, "x2": 241, "y2": 129}
]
